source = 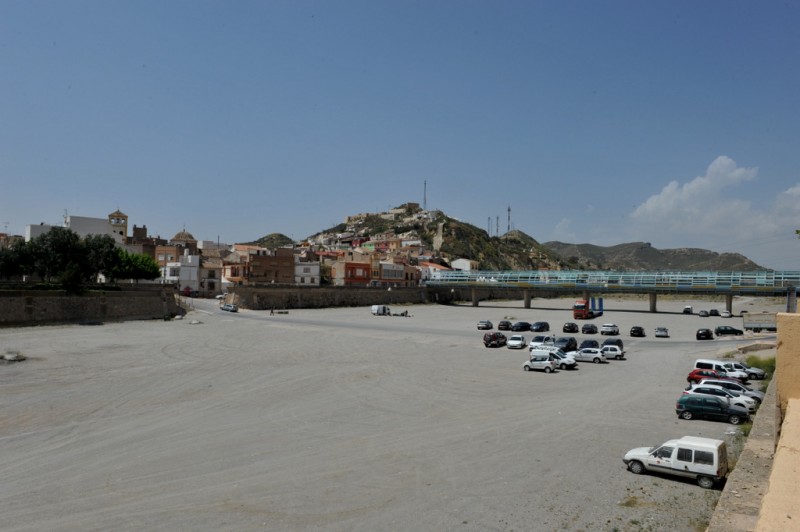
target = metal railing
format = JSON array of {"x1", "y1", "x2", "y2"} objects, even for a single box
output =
[{"x1": 427, "y1": 270, "x2": 800, "y2": 293}]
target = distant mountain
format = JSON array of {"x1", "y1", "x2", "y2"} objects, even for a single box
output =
[
  {"x1": 250, "y1": 204, "x2": 767, "y2": 271},
  {"x1": 543, "y1": 241, "x2": 767, "y2": 271}
]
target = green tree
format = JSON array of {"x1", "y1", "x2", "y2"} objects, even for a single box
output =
[{"x1": 84, "y1": 234, "x2": 122, "y2": 282}]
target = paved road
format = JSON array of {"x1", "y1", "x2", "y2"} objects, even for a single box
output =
[{"x1": 0, "y1": 296, "x2": 779, "y2": 531}]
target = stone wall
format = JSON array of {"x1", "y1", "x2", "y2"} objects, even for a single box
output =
[
  {"x1": 230, "y1": 286, "x2": 432, "y2": 310},
  {"x1": 0, "y1": 287, "x2": 179, "y2": 327}
]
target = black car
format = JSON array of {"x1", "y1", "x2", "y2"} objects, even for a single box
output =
[
  {"x1": 531, "y1": 321, "x2": 550, "y2": 332},
  {"x1": 554, "y1": 336, "x2": 578, "y2": 352},
  {"x1": 562, "y1": 322, "x2": 579, "y2": 333},
  {"x1": 675, "y1": 395, "x2": 749, "y2": 425},
  {"x1": 483, "y1": 332, "x2": 507, "y2": 348},
  {"x1": 579, "y1": 339, "x2": 600, "y2": 350},
  {"x1": 581, "y1": 324, "x2": 598, "y2": 334},
  {"x1": 602, "y1": 338, "x2": 624, "y2": 350},
  {"x1": 715, "y1": 325, "x2": 743, "y2": 336},
  {"x1": 696, "y1": 328, "x2": 714, "y2": 340},
  {"x1": 497, "y1": 320, "x2": 512, "y2": 331},
  {"x1": 511, "y1": 321, "x2": 531, "y2": 332},
  {"x1": 629, "y1": 326, "x2": 645, "y2": 337},
  {"x1": 709, "y1": 309, "x2": 720, "y2": 317}
]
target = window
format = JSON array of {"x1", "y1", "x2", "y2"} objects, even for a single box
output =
[
  {"x1": 655, "y1": 446, "x2": 673, "y2": 459},
  {"x1": 676, "y1": 448, "x2": 693, "y2": 462},
  {"x1": 208, "y1": 271, "x2": 216, "y2": 279},
  {"x1": 694, "y1": 451, "x2": 714, "y2": 465}
]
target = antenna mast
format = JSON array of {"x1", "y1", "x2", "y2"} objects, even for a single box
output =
[
  {"x1": 508, "y1": 205, "x2": 511, "y2": 233},
  {"x1": 424, "y1": 180, "x2": 427, "y2": 211}
]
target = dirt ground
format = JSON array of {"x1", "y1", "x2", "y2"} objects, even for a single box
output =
[{"x1": 0, "y1": 295, "x2": 781, "y2": 531}]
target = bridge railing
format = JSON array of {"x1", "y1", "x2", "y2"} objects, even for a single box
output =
[{"x1": 427, "y1": 270, "x2": 800, "y2": 292}]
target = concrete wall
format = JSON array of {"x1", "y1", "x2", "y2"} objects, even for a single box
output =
[
  {"x1": 754, "y1": 312, "x2": 800, "y2": 530},
  {"x1": 230, "y1": 286, "x2": 431, "y2": 311},
  {"x1": 0, "y1": 287, "x2": 179, "y2": 327}
]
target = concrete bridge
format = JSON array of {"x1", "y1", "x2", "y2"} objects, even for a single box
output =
[{"x1": 425, "y1": 270, "x2": 800, "y2": 312}]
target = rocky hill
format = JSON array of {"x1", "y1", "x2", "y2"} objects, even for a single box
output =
[
  {"x1": 249, "y1": 204, "x2": 766, "y2": 271},
  {"x1": 543, "y1": 241, "x2": 766, "y2": 271}
]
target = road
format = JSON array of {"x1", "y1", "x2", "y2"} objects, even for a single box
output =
[{"x1": 0, "y1": 296, "x2": 779, "y2": 531}]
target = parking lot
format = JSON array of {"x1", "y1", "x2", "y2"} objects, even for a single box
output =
[{"x1": 0, "y1": 296, "x2": 779, "y2": 531}]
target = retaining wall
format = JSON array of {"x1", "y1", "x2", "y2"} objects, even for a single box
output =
[
  {"x1": 230, "y1": 286, "x2": 432, "y2": 310},
  {"x1": 0, "y1": 287, "x2": 179, "y2": 327}
]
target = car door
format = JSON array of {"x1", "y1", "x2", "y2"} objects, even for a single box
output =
[
  {"x1": 700, "y1": 397, "x2": 727, "y2": 421},
  {"x1": 644, "y1": 445, "x2": 675, "y2": 474}
]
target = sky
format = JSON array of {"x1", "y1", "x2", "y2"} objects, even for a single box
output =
[{"x1": 1, "y1": 1, "x2": 799, "y2": 269}]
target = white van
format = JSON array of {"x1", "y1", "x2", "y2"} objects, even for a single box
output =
[
  {"x1": 693, "y1": 359, "x2": 748, "y2": 381},
  {"x1": 623, "y1": 436, "x2": 728, "y2": 489},
  {"x1": 371, "y1": 305, "x2": 391, "y2": 316}
]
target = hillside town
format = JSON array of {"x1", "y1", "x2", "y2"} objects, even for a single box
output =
[{"x1": 0, "y1": 203, "x2": 474, "y2": 297}]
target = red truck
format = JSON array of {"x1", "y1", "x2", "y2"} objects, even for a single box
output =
[{"x1": 572, "y1": 299, "x2": 602, "y2": 319}]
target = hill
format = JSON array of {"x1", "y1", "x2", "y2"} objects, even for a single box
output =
[
  {"x1": 250, "y1": 204, "x2": 767, "y2": 271},
  {"x1": 543, "y1": 241, "x2": 766, "y2": 271}
]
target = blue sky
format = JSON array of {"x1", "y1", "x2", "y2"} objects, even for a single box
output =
[{"x1": 2, "y1": 1, "x2": 799, "y2": 269}]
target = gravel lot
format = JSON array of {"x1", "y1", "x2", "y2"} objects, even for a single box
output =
[{"x1": 0, "y1": 295, "x2": 780, "y2": 531}]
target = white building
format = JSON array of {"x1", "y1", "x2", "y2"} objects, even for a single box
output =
[
  {"x1": 295, "y1": 256, "x2": 321, "y2": 286},
  {"x1": 25, "y1": 210, "x2": 128, "y2": 244}
]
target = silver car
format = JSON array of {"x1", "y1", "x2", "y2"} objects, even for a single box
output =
[
  {"x1": 571, "y1": 348, "x2": 607, "y2": 364},
  {"x1": 506, "y1": 335, "x2": 527, "y2": 349}
]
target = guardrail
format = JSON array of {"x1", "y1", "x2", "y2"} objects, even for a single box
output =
[{"x1": 427, "y1": 270, "x2": 800, "y2": 294}]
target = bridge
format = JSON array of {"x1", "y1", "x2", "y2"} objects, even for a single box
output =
[{"x1": 426, "y1": 270, "x2": 800, "y2": 312}]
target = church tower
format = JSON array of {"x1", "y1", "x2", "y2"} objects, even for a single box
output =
[{"x1": 108, "y1": 209, "x2": 129, "y2": 243}]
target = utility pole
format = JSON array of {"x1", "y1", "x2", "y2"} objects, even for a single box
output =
[
  {"x1": 496, "y1": 216, "x2": 499, "y2": 237},
  {"x1": 424, "y1": 180, "x2": 427, "y2": 211},
  {"x1": 508, "y1": 205, "x2": 511, "y2": 233}
]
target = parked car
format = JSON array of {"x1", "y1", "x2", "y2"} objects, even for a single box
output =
[
  {"x1": 654, "y1": 327, "x2": 669, "y2": 338},
  {"x1": 675, "y1": 395, "x2": 749, "y2": 425},
  {"x1": 715, "y1": 325, "x2": 744, "y2": 337},
  {"x1": 221, "y1": 303, "x2": 238, "y2": 312},
  {"x1": 571, "y1": 348, "x2": 607, "y2": 364},
  {"x1": 579, "y1": 339, "x2": 599, "y2": 350},
  {"x1": 630, "y1": 326, "x2": 645, "y2": 337},
  {"x1": 623, "y1": 436, "x2": 728, "y2": 489},
  {"x1": 682, "y1": 305, "x2": 693, "y2": 314},
  {"x1": 724, "y1": 361, "x2": 767, "y2": 380},
  {"x1": 511, "y1": 321, "x2": 531, "y2": 332},
  {"x1": 600, "y1": 345, "x2": 625, "y2": 360},
  {"x1": 497, "y1": 320, "x2": 512, "y2": 331},
  {"x1": 531, "y1": 321, "x2": 550, "y2": 332},
  {"x1": 696, "y1": 328, "x2": 714, "y2": 340},
  {"x1": 699, "y1": 379, "x2": 765, "y2": 403},
  {"x1": 506, "y1": 335, "x2": 527, "y2": 349},
  {"x1": 601, "y1": 338, "x2": 624, "y2": 350},
  {"x1": 721, "y1": 310, "x2": 732, "y2": 318},
  {"x1": 683, "y1": 384, "x2": 758, "y2": 413},
  {"x1": 553, "y1": 336, "x2": 578, "y2": 353},
  {"x1": 686, "y1": 369, "x2": 739, "y2": 385},
  {"x1": 694, "y1": 359, "x2": 749, "y2": 382},
  {"x1": 581, "y1": 323, "x2": 598, "y2": 334},
  {"x1": 562, "y1": 322, "x2": 579, "y2": 333},
  {"x1": 541, "y1": 348, "x2": 577, "y2": 370},
  {"x1": 698, "y1": 310, "x2": 709, "y2": 317},
  {"x1": 483, "y1": 332, "x2": 507, "y2": 347},
  {"x1": 709, "y1": 309, "x2": 720, "y2": 317},
  {"x1": 477, "y1": 320, "x2": 493, "y2": 330},
  {"x1": 528, "y1": 335, "x2": 555, "y2": 350},
  {"x1": 600, "y1": 323, "x2": 619, "y2": 335},
  {"x1": 523, "y1": 352, "x2": 557, "y2": 373}
]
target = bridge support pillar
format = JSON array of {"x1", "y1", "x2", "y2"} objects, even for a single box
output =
[
  {"x1": 649, "y1": 293, "x2": 658, "y2": 313},
  {"x1": 471, "y1": 288, "x2": 479, "y2": 307},
  {"x1": 582, "y1": 291, "x2": 591, "y2": 301},
  {"x1": 725, "y1": 294, "x2": 733, "y2": 313},
  {"x1": 524, "y1": 290, "x2": 531, "y2": 309}
]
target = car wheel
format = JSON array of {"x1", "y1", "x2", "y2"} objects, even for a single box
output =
[
  {"x1": 523, "y1": 366, "x2": 531, "y2": 372},
  {"x1": 544, "y1": 367, "x2": 552, "y2": 373},
  {"x1": 560, "y1": 363, "x2": 567, "y2": 370},
  {"x1": 729, "y1": 415, "x2": 743, "y2": 425},
  {"x1": 628, "y1": 461, "x2": 645, "y2": 475},
  {"x1": 593, "y1": 358, "x2": 600, "y2": 364},
  {"x1": 697, "y1": 476, "x2": 715, "y2": 489},
  {"x1": 616, "y1": 355, "x2": 622, "y2": 360},
  {"x1": 749, "y1": 373, "x2": 758, "y2": 380},
  {"x1": 680, "y1": 411, "x2": 693, "y2": 420}
]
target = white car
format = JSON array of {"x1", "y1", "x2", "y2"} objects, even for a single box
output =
[
  {"x1": 507, "y1": 335, "x2": 527, "y2": 349},
  {"x1": 600, "y1": 345, "x2": 625, "y2": 360},
  {"x1": 546, "y1": 348, "x2": 578, "y2": 370},
  {"x1": 721, "y1": 310, "x2": 732, "y2": 318},
  {"x1": 600, "y1": 324, "x2": 619, "y2": 335},
  {"x1": 654, "y1": 327, "x2": 669, "y2": 338},
  {"x1": 699, "y1": 378, "x2": 765, "y2": 403},
  {"x1": 570, "y1": 348, "x2": 607, "y2": 364},
  {"x1": 528, "y1": 335, "x2": 555, "y2": 350},
  {"x1": 683, "y1": 384, "x2": 758, "y2": 413},
  {"x1": 523, "y1": 352, "x2": 557, "y2": 373}
]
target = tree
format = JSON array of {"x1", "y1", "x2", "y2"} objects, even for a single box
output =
[{"x1": 84, "y1": 234, "x2": 122, "y2": 282}]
